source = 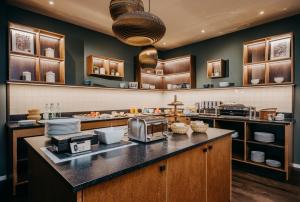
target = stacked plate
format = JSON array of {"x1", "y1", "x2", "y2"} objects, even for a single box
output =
[
  {"x1": 45, "y1": 118, "x2": 81, "y2": 136},
  {"x1": 231, "y1": 132, "x2": 239, "y2": 139},
  {"x1": 266, "y1": 159, "x2": 281, "y2": 168},
  {"x1": 254, "y1": 132, "x2": 275, "y2": 143},
  {"x1": 250, "y1": 151, "x2": 265, "y2": 163}
]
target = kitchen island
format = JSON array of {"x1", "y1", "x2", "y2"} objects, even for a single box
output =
[{"x1": 25, "y1": 127, "x2": 232, "y2": 202}]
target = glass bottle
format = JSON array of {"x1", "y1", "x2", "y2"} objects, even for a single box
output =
[
  {"x1": 43, "y1": 104, "x2": 49, "y2": 120},
  {"x1": 56, "y1": 103, "x2": 61, "y2": 118},
  {"x1": 50, "y1": 103, "x2": 55, "y2": 119}
]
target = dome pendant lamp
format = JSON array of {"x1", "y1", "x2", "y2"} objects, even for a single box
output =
[{"x1": 138, "y1": 45, "x2": 158, "y2": 69}]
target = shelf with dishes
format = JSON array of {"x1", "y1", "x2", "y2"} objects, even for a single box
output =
[
  {"x1": 243, "y1": 33, "x2": 294, "y2": 86},
  {"x1": 87, "y1": 55, "x2": 125, "y2": 79},
  {"x1": 201, "y1": 118, "x2": 292, "y2": 179},
  {"x1": 207, "y1": 59, "x2": 226, "y2": 79},
  {"x1": 136, "y1": 55, "x2": 196, "y2": 90},
  {"x1": 246, "y1": 143, "x2": 285, "y2": 172},
  {"x1": 9, "y1": 22, "x2": 65, "y2": 84}
]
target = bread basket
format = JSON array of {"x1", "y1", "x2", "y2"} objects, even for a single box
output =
[
  {"x1": 171, "y1": 123, "x2": 189, "y2": 134},
  {"x1": 191, "y1": 123, "x2": 208, "y2": 133}
]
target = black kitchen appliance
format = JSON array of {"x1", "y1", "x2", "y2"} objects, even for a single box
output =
[
  {"x1": 218, "y1": 103, "x2": 250, "y2": 117},
  {"x1": 51, "y1": 133, "x2": 98, "y2": 153}
]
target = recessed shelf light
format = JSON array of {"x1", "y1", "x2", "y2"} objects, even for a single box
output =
[
  {"x1": 201, "y1": 29, "x2": 205, "y2": 33},
  {"x1": 259, "y1": 11, "x2": 265, "y2": 15},
  {"x1": 163, "y1": 42, "x2": 167, "y2": 46},
  {"x1": 49, "y1": 1, "x2": 54, "y2": 5}
]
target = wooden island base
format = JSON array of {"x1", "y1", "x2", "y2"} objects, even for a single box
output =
[{"x1": 27, "y1": 134, "x2": 231, "y2": 202}]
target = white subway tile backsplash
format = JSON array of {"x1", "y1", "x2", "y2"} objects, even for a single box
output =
[{"x1": 8, "y1": 84, "x2": 293, "y2": 114}]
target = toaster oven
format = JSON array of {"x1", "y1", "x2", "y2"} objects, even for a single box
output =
[{"x1": 128, "y1": 116, "x2": 168, "y2": 143}]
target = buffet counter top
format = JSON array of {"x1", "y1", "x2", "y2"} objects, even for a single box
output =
[{"x1": 25, "y1": 127, "x2": 232, "y2": 192}]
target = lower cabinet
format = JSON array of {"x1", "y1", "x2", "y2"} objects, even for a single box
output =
[
  {"x1": 81, "y1": 135, "x2": 231, "y2": 202},
  {"x1": 83, "y1": 161, "x2": 167, "y2": 202},
  {"x1": 167, "y1": 135, "x2": 231, "y2": 202},
  {"x1": 207, "y1": 136, "x2": 231, "y2": 202},
  {"x1": 167, "y1": 144, "x2": 207, "y2": 202}
]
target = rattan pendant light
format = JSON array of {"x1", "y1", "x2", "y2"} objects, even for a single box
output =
[
  {"x1": 138, "y1": 46, "x2": 158, "y2": 69},
  {"x1": 109, "y1": 0, "x2": 144, "y2": 21},
  {"x1": 111, "y1": 0, "x2": 166, "y2": 46}
]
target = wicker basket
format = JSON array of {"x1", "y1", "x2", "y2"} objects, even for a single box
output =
[
  {"x1": 171, "y1": 124, "x2": 189, "y2": 134},
  {"x1": 191, "y1": 123, "x2": 208, "y2": 133}
]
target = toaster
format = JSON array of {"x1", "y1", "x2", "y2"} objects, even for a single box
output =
[{"x1": 128, "y1": 116, "x2": 168, "y2": 143}]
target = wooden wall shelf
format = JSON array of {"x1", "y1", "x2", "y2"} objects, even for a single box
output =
[
  {"x1": 9, "y1": 22, "x2": 65, "y2": 84},
  {"x1": 243, "y1": 33, "x2": 294, "y2": 86},
  {"x1": 207, "y1": 59, "x2": 226, "y2": 79},
  {"x1": 87, "y1": 55, "x2": 124, "y2": 79},
  {"x1": 136, "y1": 55, "x2": 196, "y2": 90}
]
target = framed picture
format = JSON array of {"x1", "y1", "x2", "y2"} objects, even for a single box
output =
[
  {"x1": 155, "y1": 69, "x2": 164, "y2": 76},
  {"x1": 270, "y1": 38, "x2": 290, "y2": 60},
  {"x1": 11, "y1": 30, "x2": 35, "y2": 55}
]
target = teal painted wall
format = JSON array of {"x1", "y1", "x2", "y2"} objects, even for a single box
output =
[
  {"x1": 162, "y1": 14, "x2": 300, "y2": 164},
  {"x1": 7, "y1": 6, "x2": 141, "y2": 87},
  {"x1": 1, "y1": 5, "x2": 300, "y2": 178}
]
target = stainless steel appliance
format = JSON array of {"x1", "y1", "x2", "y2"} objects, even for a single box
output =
[
  {"x1": 218, "y1": 103, "x2": 256, "y2": 119},
  {"x1": 128, "y1": 116, "x2": 168, "y2": 143}
]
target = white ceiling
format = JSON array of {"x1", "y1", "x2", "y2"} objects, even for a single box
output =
[{"x1": 7, "y1": 0, "x2": 300, "y2": 50}]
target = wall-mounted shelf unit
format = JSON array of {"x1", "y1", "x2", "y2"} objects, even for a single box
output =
[
  {"x1": 136, "y1": 55, "x2": 196, "y2": 90},
  {"x1": 87, "y1": 55, "x2": 124, "y2": 80},
  {"x1": 9, "y1": 22, "x2": 65, "y2": 84},
  {"x1": 207, "y1": 59, "x2": 226, "y2": 79},
  {"x1": 243, "y1": 33, "x2": 293, "y2": 86}
]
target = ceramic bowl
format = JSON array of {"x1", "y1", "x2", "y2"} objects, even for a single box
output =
[
  {"x1": 274, "y1": 77, "x2": 284, "y2": 84},
  {"x1": 219, "y1": 82, "x2": 230, "y2": 87},
  {"x1": 251, "y1": 79, "x2": 260, "y2": 85}
]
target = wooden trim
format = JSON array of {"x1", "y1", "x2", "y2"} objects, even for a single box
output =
[
  {"x1": 77, "y1": 191, "x2": 83, "y2": 202},
  {"x1": 286, "y1": 123, "x2": 293, "y2": 180}
]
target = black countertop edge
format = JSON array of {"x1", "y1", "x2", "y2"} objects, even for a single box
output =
[
  {"x1": 188, "y1": 115, "x2": 294, "y2": 125},
  {"x1": 7, "y1": 114, "x2": 294, "y2": 131},
  {"x1": 25, "y1": 128, "x2": 233, "y2": 192},
  {"x1": 71, "y1": 132, "x2": 232, "y2": 192}
]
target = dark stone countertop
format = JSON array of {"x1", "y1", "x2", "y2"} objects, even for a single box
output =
[
  {"x1": 7, "y1": 114, "x2": 293, "y2": 131},
  {"x1": 25, "y1": 127, "x2": 233, "y2": 192},
  {"x1": 6, "y1": 116, "x2": 129, "y2": 130},
  {"x1": 188, "y1": 115, "x2": 294, "y2": 125}
]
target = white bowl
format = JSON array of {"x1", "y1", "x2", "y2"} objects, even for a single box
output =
[
  {"x1": 251, "y1": 79, "x2": 260, "y2": 85},
  {"x1": 231, "y1": 132, "x2": 239, "y2": 139},
  {"x1": 149, "y1": 85, "x2": 155, "y2": 89},
  {"x1": 219, "y1": 82, "x2": 230, "y2": 87},
  {"x1": 94, "y1": 127, "x2": 125, "y2": 144},
  {"x1": 274, "y1": 77, "x2": 284, "y2": 84}
]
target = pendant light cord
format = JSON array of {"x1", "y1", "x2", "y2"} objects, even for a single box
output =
[{"x1": 148, "y1": 0, "x2": 151, "y2": 12}]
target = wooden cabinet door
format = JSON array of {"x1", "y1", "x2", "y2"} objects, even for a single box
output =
[
  {"x1": 167, "y1": 145, "x2": 207, "y2": 202},
  {"x1": 207, "y1": 136, "x2": 231, "y2": 202},
  {"x1": 83, "y1": 160, "x2": 167, "y2": 202}
]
